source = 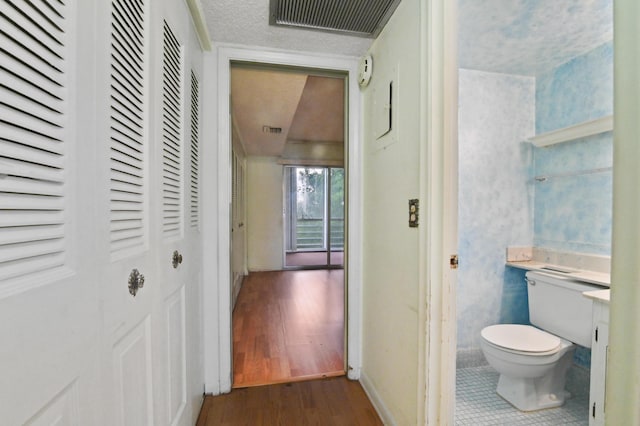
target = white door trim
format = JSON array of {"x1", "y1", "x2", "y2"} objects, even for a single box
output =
[
  {"x1": 421, "y1": 0, "x2": 458, "y2": 424},
  {"x1": 201, "y1": 44, "x2": 363, "y2": 394}
]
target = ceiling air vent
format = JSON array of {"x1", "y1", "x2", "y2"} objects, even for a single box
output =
[
  {"x1": 269, "y1": 0, "x2": 402, "y2": 38},
  {"x1": 263, "y1": 125, "x2": 282, "y2": 134}
]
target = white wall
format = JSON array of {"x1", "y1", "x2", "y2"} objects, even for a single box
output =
[
  {"x1": 246, "y1": 156, "x2": 284, "y2": 271},
  {"x1": 360, "y1": 0, "x2": 422, "y2": 423},
  {"x1": 608, "y1": 0, "x2": 640, "y2": 422},
  {"x1": 457, "y1": 69, "x2": 535, "y2": 356}
]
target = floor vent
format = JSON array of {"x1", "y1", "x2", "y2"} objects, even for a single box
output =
[{"x1": 269, "y1": 0, "x2": 401, "y2": 38}]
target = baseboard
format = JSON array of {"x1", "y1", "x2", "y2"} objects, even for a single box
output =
[
  {"x1": 232, "y1": 274, "x2": 244, "y2": 309},
  {"x1": 359, "y1": 371, "x2": 396, "y2": 426}
]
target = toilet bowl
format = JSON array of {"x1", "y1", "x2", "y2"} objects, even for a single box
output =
[
  {"x1": 479, "y1": 271, "x2": 602, "y2": 412},
  {"x1": 480, "y1": 324, "x2": 575, "y2": 411}
]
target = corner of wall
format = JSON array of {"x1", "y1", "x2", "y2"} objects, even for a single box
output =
[{"x1": 359, "y1": 371, "x2": 398, "y2": 426}]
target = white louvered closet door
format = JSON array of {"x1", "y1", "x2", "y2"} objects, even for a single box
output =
[
  {"x1": 97, "y1": 0, "x2": 204, "y2": 423},
  {"x1": 98, "y1": 0, "x2": 161, "y2": 424},
  {"x1": 154, "y1": 9, "x2": 200, "y2": 425},
  {"x1": 0, "y1": 0, "x2": 204, "y2": 424},
  {"x1": 0, "y1": 0, "x2": 103, "y2": 424}
]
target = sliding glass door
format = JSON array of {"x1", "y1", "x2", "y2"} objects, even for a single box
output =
[{"x1": 284, "y1": 166, "x2": 344, "y2": 268}]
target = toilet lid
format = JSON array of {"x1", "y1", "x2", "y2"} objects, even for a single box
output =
[{"x1": 481, "y1": 324, "x2": 561, "y2": 353}]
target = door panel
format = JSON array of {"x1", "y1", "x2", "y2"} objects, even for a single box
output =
[
  {"x1": 166, "y1": 286, "x2": 187, "y2": 425},
  {"x1": 112, "y1": 317, "x2": 155, "y2": 426},
  {"x1": 24, "y1": 381, "x2": 80, "y2": 426}
]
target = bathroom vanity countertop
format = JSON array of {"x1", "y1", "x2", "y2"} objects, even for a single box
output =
[
  {"x1": 583, "y1": 289, "x2": 610, "y2": 304},
  {"x1": 506, "y1": 260, "x2": 611, "y2": 287}
]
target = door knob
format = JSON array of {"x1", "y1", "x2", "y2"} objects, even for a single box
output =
[
  {"x1": 172, "y1": 250, "x2": 183, "y2": 269},
  {"x1": 128, "y1": 269, "x2": 145, "y2": 297}
]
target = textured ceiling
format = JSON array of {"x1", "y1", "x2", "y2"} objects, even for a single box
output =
[
  {"x1": 202, "y1": 0, "x2": 612, "y2": 76},
  {"x1": 459, "y1": 0, "x2": 613, "y2": 76},
  {"x1": 201, "y1": 0, "x2": 372, "y2": 57},
  {"x1": 231, "y1": 67, "x2": 345, "y2": 157}
]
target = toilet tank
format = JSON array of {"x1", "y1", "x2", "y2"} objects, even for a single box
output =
[{"x1": 526, "y1": 270, "x2": 603, "y2": 348}]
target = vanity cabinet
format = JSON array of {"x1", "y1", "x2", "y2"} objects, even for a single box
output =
[{"x1": 588, "y1": 295, "x2": 610, "y2": 426}]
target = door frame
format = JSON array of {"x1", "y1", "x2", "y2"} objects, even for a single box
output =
[
  {"x1": 420, "y1": 0, "x2": 459, "y2": 423},
  {"x1": 201, "y1": 45, "x2": 362, "y2": 394}
]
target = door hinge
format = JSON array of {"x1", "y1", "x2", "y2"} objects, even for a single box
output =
[
  {"x1": 592, "y1": 402, "x2": 596, "y2": 418},
  {"x1": 595, "y1": 326, "x2": 599, "y2": 342},
  {"x1": 450, "y1": 254, "x2": 458, "y2": 269}
]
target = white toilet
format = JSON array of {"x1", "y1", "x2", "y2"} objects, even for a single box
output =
[{"x1": 480, "y1": 270, "x2": 602, "y2": 411}]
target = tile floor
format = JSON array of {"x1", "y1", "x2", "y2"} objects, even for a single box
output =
[{"x1": 456, "y1": 365, "x2": 590, "y2": 425}]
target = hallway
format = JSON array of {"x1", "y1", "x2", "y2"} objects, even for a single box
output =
[{"x1": 232, "y1": 270, "x2": 345, "y2": 388}]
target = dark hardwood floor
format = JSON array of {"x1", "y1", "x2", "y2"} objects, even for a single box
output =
[
  {"x1": 232, "y1": 270, "x2": 345, "y2": 388},
  {"x1": 197, "y1": 376, "x2": 383, "y2": 425}
]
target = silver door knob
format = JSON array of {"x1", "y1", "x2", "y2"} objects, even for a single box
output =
[
  {"x1": 128, "y1": 269, "x2": 145, "y2": 297},
  {"x1": 172, "y1": 250, "x2": 183, "y2": 269}
]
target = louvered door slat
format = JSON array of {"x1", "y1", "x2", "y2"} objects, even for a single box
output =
[
  {"x1": 110, "y1": 218, "x2": 143, "y2": 233},
  {"x1": 113, "y1": 1, "x2": 143, "y2": 41},
  {"x1": 0, "y1": 7, "x2": 64, "y2": 78},
  {"x1": 110, "y1": 210, "x2": 143, "y2": 222},
  {"x1": 1, "y1": 79, "x2": 63, "y2": 116},
  {"x1": 161, "y1": 21, "x2": 183, "y2": 238},
  {"x1": 2, "y1": 176, "x2": 63, "y2": 198},
  {"x1": 0, "y1": 92, "x2": 64, "y2": 130},
  {"x1": 0, "y1": 192, "x2": 64, "y2": 210},
  {"x1": 33, "y1": 0, "x2": 65, "y2": 19},
  {"x1": 1, "y1": 147, "x2": 63, "y2": 179},
  {"x1": 189, "y1": 71, "x2": 199, "y2": 228},
  {"x1": 111, "y1": 94, "x2": 143, "y2": 122},
  {"x1": 0, "y1": 103, "x2": 64, "y2": 140},
  {"x1": 1, "y1": 252, "x2": 65, "y2": 282},
  {"x1": 109, "y1": 0, "x2": 146, "y2": 255},
  {"x1": 0, "y1": 0, "x2": 67, "y2": 284},
  {"x1": 0, "y1": 234, "x2": 65, "y2": 264},
  {"x1": 8, "y1": 0, "x2": 65, "y2": 35},
  {"x1": 0, "y1": 209, "x2": 64, "y2": 228},
  {"x1": 1, "y1": 225, "x2": 64, "y2": 246}
]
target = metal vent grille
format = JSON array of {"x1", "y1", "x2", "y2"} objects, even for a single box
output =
[{"x1": 269, "y1": 0, "x2": 401, "y2": 38}]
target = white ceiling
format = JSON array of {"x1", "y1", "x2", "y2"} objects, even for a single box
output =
[
  {"x1": 200, "y1": 0, "x2": 612, "y2": 76},
  {"x1": 200, "y1": 0, "x2": 373, "y2": 57},
  {"x1": 206, "y1": 0, "x2": 612, "y2": 159}
]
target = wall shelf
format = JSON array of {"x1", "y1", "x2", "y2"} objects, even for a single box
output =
[{"x1": 528, "y1": 115, "x2": 613, "y2": 147}]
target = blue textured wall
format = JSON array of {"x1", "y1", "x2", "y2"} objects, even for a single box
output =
[
  {"x1": 457, "y1": 42, "x2": 612, "y2": 354},
  {"x1": 533, "y1": 42, "x2": 613, "y2": 255},
  {"x1": 457, "y1": 69, "x2": 535, "y2": 351}
]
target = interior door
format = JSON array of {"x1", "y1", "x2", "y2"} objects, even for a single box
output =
[
  {"x1": 97, "y1": 1, "x2": 199, "y2": 424},
  {"x1": 0, "y1": 1, "x2": 102, "y2": 424},
  {"x1": 0, "y1": 0, "x2": 203, "y2": 424},
  {"x1": 96, "y1": 0, "x2": 160, "y2": 423},
  {"x1": 153, "y1": 4, "x2": 203, "y2": 424}
]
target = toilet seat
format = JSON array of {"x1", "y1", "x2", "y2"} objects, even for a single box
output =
[{"x1": 481, "y1": 324, "x2": 561, "y2": 356}]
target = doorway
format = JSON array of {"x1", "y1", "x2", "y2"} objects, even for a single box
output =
[
  {"x1": 204, "y1": 45, "x2": 363, "y2": 395},
  {"x1": 229, "y1": 62, "x2": 349, "y2": 387},
  {"x1": 284, "y1": 166, "x2": 345, "y2": 269}
]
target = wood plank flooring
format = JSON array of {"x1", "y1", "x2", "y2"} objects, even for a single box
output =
[
  {"x1": 197, "y1": 376, "x2": 383, "y2": 425},
  {"x1": 232, "y1": 270, "x2": 345, "y2": 388}
]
